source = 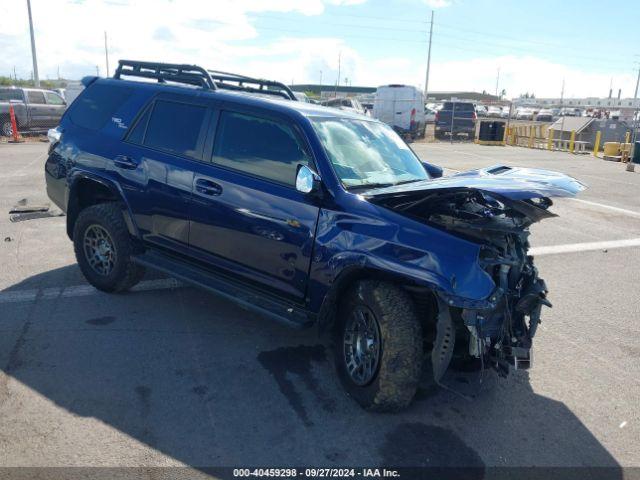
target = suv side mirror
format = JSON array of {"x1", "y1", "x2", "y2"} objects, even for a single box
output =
[
  {"x1": 422, "y1": 161, "x2": 443, "y2": 179},
  {"x1": 296, "y1": 165, "x2": 321, "y2": 194}
]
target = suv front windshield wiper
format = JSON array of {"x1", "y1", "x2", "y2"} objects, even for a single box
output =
[
  {"x1": 347, "y1": 178, "x2": 427, "y2": 191},
  {"x1": 346, "y1": 182, "x2": 396, "y2": 191}
]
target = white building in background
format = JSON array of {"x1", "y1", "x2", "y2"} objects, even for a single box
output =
[{"x1": 513, "y1": 96, "x2": 640, "y2": 122}]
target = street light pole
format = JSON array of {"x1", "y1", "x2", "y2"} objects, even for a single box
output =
[
  {"x1": 26, "y1": 0, "x2": 40, "y2": 87},
  {"x1": 104, "y1": 31, "x2": 110, "y2": 77},
  {"x1": 424, "y1": 10, "x2": 434, "y2": 101},
  {"x1": 630, "y1": 63, "x2": 640, "y2": 162}
]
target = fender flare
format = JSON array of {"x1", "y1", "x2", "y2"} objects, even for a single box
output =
[
  {"x1": 66, "y1": 171, "x2": 140, "y2": 239},
  {"x1": 315, "y1": 258, "x2": 450, "y2": 333}
]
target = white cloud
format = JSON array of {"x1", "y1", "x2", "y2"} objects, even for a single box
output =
[
  {"x1": 424, "y1": 0, "x2": 452, "y2": 8},
  {"x1": 0, "y1": 0, "x2": 633, "y2": 100},
  {"x1": 0, "y1": 0, "x2": 367, "y2": 79}
]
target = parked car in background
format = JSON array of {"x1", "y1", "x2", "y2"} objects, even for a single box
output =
[
  {"x1": 434, "y1": 101, "x2": 477, "y2": 139},
  {"x1": 515, "y1": 107, "x2": 534, "y2": 120},
  {"x1": 500, "y1": 106, "x2": 512, "y2": 119},
  {"x1": 424, "y1": 106, "x2": 437, "y2": 123},
  {"x1": 0, "y1": 86, "x2": 67, "y2": 137},
  {"x1": 535, "y1": 108, "x2": 554, "y2": 122},
  {"x1": 322, "y1": 96, "x2": 366, "y2": 116},
  {"x1": 560, "y1": 107, "x2": 582, "y2": 117},
  {"x1": 293, "y1": 91, "x2": 311, "y2": 103},
  {"x1": 45, "y1": 60, "x2": 585, "y2": 412},
  {"x1": 487, "y1": 106, "x2": 502, "y2": 117},
  {"x1": 475, "y1": 105, "x2": 488, "y2": 117}
]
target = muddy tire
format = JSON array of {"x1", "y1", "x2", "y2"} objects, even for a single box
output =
[
  {"x1": 73, "y1": 203, "x2": 144, "y2": 293},
  {"x1": 335, "y1": 280, "x2": 423, "y2": 412}
]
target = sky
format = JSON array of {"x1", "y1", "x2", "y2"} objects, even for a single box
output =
[{"x1": 1, "y1": 0, "x2": 639, "y2": 99}]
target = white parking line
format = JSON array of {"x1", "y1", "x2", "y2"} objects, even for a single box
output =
[
  {"x1": 1, "y1": 236, "x2": 639, "y2": 305},
  {"x1": 0, "y1": 278, "x2": 182, "y2": 305},
  {"x1": 567, "y1": 198, "x2": 640, "y2": 218},
  {"x1": 530, "y1": 238, "x2": 640, "y2": 256}
]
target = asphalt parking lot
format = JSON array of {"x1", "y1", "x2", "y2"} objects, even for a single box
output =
[{"x1": 0, "y1": 141, "x2": 638, "y2": 476}]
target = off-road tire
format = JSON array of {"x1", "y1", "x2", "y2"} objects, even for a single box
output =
[
  {"x1": 335, "y1": 280, "x2": 423, "y2": 412},
  {"x1": 73, "y1": 203, "x2": 144, "y2": 292}
]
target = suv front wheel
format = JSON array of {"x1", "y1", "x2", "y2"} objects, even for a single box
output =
[
  {"x1": 73, "y1": 203, "x2": 145, "y2": 292},
  {"x1": 335, "y1": 280, "x2": 423, "y2": 411}
]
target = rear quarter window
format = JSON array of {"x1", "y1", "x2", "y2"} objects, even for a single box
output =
[{"x1": 69, "y1": 83, "x2": 133, "y2": 131}]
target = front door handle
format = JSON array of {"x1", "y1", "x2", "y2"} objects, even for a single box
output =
[
  {"x1": 113, "y1": 155, "x2": 139, "y2": 170},
  {"x1": 195, "y1": 178, "x2": 223, "y2": 196}
]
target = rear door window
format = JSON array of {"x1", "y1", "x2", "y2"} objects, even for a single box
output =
[
  {"x1": 212, "y1": 111, "x2": 309, "y2": 186},
  {"x1": 27, "y1": 91, "x2": 46, "y2": 104},
  {"x1": 143, "y1": 100, "x2": 208, "y2": 159}
]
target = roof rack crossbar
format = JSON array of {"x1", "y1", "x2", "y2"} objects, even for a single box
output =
[
  {"x1": 114, "y1": 60, "x2": 217, "y2": 90},
  {"x1": 208, "y1": 70, "x2": 297, "y2": 100}
]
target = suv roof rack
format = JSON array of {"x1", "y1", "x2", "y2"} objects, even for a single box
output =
[
  {"x1": 114, "y1": 60, "x2": 217, "y2": 89},
  {"x1": 113, "y1": 60, "x2": 297, "y2": 101},
  {"x1": 208, "y1": 70, "x2": 297, "y2": 100}
]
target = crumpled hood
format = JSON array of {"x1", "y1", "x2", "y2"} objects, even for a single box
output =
[{"x1": 363, "y1": 164, "x2": 586, "y2": 200}]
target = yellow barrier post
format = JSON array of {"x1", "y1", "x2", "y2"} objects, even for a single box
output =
[
  {"x1": 625, "y1": 131, "x2": 631, "y2": 144},
  {"x1": 528, "y1": 127, "x2": 534, "y2": 148},
  {"x1": 569, "y1": 130, "x2": 576, "y2": 153},
  {"x1": 593, "y1": 131, "x2": 601, "y2": 157},
  {"x1": 547, "y1": 129, "x2": 554, "y2": 150},
  {"x1": 502, "y1": 126, "x2": 508, "y2": 145}
]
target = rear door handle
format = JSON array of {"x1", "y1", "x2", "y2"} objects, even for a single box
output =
[
  {"x1": 195, "y1": 178, "x2": 223, "y2": 196},
  {"x1": 113, "y1": 155, "x2": 139, "y2": 170}
]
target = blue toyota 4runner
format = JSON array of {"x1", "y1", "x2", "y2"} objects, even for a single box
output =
[{"x1": 46, "y1": 60, "x2": 584, "y2": 411}]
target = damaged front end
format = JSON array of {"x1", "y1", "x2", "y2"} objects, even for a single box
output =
[{"x1": 366, "y1": 166, "x2": 585, "y2": 378}]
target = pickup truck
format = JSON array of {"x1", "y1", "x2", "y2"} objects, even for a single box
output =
[
  {"x1": 45, "y1": 60, "x2": 585, "y2": 412},
  {"x1": 0, "y1": 87, "x2": 67, "y2": 137},
  {"x1": 434, "y1": 101, "x2": 477, "y2": 139}
]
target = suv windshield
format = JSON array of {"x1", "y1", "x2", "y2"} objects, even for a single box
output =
[{"x1": 312, "y1": 118, "x2": 429, "y2": 189}]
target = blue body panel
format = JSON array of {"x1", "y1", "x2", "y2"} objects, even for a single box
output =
[{"x1": 45, "y1": 77, "x2": 582, "y2": 320}]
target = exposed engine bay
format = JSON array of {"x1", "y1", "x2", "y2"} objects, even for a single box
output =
[{"x1": 369, "y1": 185, "x2": 556, "y2": 378}]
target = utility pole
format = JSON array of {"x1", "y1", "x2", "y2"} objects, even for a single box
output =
[
  {"x1": 424, "y1": 10, "x2": 434, "y2": 101},
  {"x1": 96, "y1": 65, "x2": 100, "y2": 76},
  {"x1": 26, "y1": 0, "x2": 40, "y2": 87},
  {"x1": 319, "y1": 70, "x2": 323, "y2": 97},
  {"x1": 559, "y1": 78, "x2": 566, "y2": 141},
  {"x1": 495, "y1": 67, "x2": 500, "y2": 97},
  {"x1": 104, "y1": 31, "x2": 110, "y2": 77},
  {"x1": 631, "y1": 63, "x2": 640, "y2": 161}
]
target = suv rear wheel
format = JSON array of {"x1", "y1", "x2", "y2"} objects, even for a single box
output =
[
  {"x1": 73, "y1": 203, "x2": 144, "y2": 292},
  {"x1": 335, "y1": 280, "x2": 422, "y2": 411}
]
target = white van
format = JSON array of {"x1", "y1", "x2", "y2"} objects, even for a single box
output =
[{"x1": 373, "y1": 85, "x2": 426, "y2": 139}]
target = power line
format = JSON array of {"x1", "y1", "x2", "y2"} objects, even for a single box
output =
[
  {"x1": 248, "y1": 13, "x2": 429, "y2": 33},
  {"x1": 243, "y1": 13, "x2": 630, "y2": 68}
]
